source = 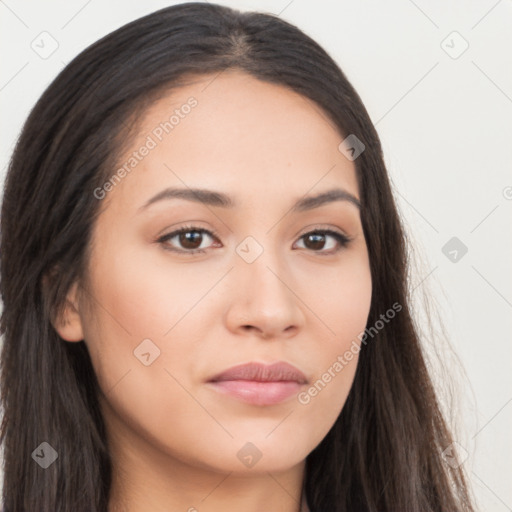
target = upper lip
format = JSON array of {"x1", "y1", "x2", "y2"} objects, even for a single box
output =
[{"x1": 208, "y1": 362, "x2": 308, "y2": 384}]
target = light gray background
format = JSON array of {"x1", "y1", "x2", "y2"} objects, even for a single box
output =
[{"x1": 1, "y1": 1, "x2": 511, "y2": 510}]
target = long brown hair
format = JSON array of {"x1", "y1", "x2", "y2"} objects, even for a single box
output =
[{"x1": 0, "y1": 3, "x2": 475, "y2": 511}]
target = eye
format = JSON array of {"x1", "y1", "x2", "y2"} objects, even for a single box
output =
[
  {"x1": 294, "y1": 229, "x2": 351, "y2": 254},
  {"x1": 157, "y1": 226, "x2": 220, "y2": 254},
  {"x1": 157, "y1": 226, "x2": 351, "y2": 255}
]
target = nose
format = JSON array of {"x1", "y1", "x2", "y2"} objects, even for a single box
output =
[{"x1": 223, "y1": 249, "x2": 305, "y2": 341}]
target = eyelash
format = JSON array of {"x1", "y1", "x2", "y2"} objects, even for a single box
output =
[{"x1": 156, "y1": 224, "x2": 352, "y2": 256}]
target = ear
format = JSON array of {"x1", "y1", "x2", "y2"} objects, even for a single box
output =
[{"x1": 50, "y1": 281, "x2": 85, "y2": 342}]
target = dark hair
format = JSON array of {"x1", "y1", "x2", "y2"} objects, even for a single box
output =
[{"x1": 1, "y1": 3, "x2": 475, "y2": 511}]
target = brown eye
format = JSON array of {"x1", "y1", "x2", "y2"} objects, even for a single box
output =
[
  {"x1": 304, "y1": 232, "x2": 327, "y2": 250},
  {"x1": 178, "y1": 230, "x2": 204, "y2": 250},
  {"x1": 295, "y1": 230, "x2": 350, "y2": 254},
  {"x1": 158, "y1": 227, "x2": 219, "y2": 254}
]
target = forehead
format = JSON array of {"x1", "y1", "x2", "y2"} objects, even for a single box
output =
[{"x1": 105, "y1": 69, "x2": 359, "y2": 213}]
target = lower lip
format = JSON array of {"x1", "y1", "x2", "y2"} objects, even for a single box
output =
[{"x1": 207, "y1": 380, "x2": 303, "y2": 406}]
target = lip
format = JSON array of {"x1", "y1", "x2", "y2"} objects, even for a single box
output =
[{"x1": 207, "y1": 362, "x2": 307, "y2": 406}]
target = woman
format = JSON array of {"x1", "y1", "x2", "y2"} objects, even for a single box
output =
[{"x1": 0, "y1": 3, "x2": 475, "y2": 511}]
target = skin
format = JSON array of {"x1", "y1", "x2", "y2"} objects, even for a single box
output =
[{"x1": 54, "y1": 69, "x2": 372, "y2": 512}]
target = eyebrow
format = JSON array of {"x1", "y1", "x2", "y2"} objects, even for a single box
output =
[{"x1": 139, "y1": 186, "x2": 361, "y2": 213}]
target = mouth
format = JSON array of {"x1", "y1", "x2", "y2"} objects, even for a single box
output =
[{"x1": 206, "y1": 361, "x2": 308, "y2": 406}]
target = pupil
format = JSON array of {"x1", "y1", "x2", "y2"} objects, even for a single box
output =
[
  {"x1": 307, "y1": 233, "x2": 325, "y2": 250},
  {"x1": 180, "y1": 231, "x2": 201, "y2": 249}
]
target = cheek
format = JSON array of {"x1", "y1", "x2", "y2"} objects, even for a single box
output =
[
  {"x1": 85, "y1": 239, "x2": 372, "y2": 394},
  {"x1": 304, "y1": 249, "x2": 372, "y2": 348},
  {"x1": 79, "y1": 253, "x2": 211, "y2": 460},
  {"x1": 296, "y1": 254, "x2": 371, "y2": 419},
  {"x1": 85, "y1": 242, "x2": 219, "y2": 340},
  {"x1": 79, "y1": 232, "x2": 372, "y2": 473},
  {"x1": 79, "y1": 241, "x2": 229, "y2": 425}
]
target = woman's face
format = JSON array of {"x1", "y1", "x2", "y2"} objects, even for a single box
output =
[{"x1": 61, "y1": 69, "x2": 372, "y2": 475}]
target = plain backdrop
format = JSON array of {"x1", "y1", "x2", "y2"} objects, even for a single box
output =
[{"x1": 1, "y1": 1, "x2": 511, "y2": 510}]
